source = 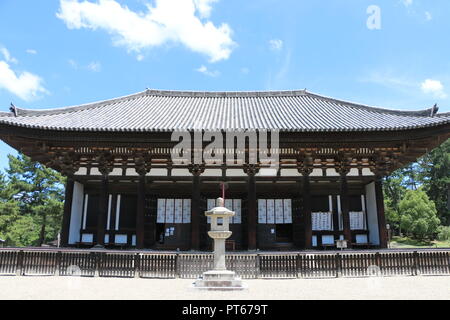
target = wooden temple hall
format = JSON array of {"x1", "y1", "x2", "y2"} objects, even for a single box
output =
[{"x1": 1, "y1": 90, "x2": 449, "y2": 251}]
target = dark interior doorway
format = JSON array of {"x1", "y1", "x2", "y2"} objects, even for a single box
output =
[
  {"x1": 156, "y1": 223, "x2": 165, "y2": 244},
  {"x1": 276, "y1": 224, "x2": 293, "y2": 243}
]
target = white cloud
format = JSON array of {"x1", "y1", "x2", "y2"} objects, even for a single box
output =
[
  {"x1": 26, "y1": 49, "x2": 38, "y2": 55},
  {"x1": 0, "y1": 47, "x2": 18, "y2": 64},
  {"x1": 196, "y1": 65, "x2": 220, "y2": 77},
  {"x1": 193, "y1": 0, "x2": 218, "y2": 18},
  {"x1": 87, "y1": 61, "x2": 101, "y2": 72},
  {"x1": 401, "y1": 0, "x2": 413, "y2": 7},
  {"x1": 421, "y1": 79, "x2": 447, "y2": 99},
  {"x1": 425, "y1": 11, "x2": 432, "y2": 21},
  {"x1": 269, "y1": 39, "x2": 283, "y2": 51},
  {"x1": 0, "y1": 60, "x2": 48, "y2": 101},
  {"x1": 241, "y1": 67, "x2": 249, "y2": 75},
  {"x1": 68, "y1": 59, "x2": 78, "y2": 69},
  {"x1": 57, "y1": 0, "x2": 235, "y2": 62}
]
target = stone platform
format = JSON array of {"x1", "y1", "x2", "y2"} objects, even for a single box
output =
[{"x1": 193, "y1": 270, "x2": 247, "y2": 291}]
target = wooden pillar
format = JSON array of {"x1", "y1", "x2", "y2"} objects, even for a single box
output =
[
  {"x1": 375, "y1": 177, "x2": 388, "y2": 248},
  {"x1": 61, "y1": 177, "x2": 75, "y2": 247},
  {"x1": 340, "y1": 173, "x2": 352, "y2": 246},
  {"x1": 191, "y1": 172, "x2": 201, "y2": 250},
  {"x1": 97, "y1": 174, "x2": 109, "y2": 246},
  {"x1": 189, "y1": 164, "x2": 204, "y2": 250},
  {"x1": 136, "y1": 174, "x2": 146, "y2": 249},
  {"x1": 292, "y1": 181, "x2": 303, "y2": 248},
  {"x1": 303, "y1": 173, "x2": 312, "y2": 249},
  {"x1": 247, "y1": 171, "x2": 257, "y2": 250},
  {"x1": 332, "y1": 195, "x2": 340, "y2": 232}
]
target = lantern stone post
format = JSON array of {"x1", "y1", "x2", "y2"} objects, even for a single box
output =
[{"x1": 193, "y1": 198, "x2": 247, "y2": 290}]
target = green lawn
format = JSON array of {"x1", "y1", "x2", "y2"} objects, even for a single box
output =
[{"x1": 389, "y1": 236, "x2": 450, "y2": 249}]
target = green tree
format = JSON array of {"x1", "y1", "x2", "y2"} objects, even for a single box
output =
[
  {"x1": 383, "y1": 170, "x2": 408, "y2": 234},
  {"x1": 6, "y1": 154, "x2": 65, "y2": 246},
  {"x1": 399, "y1": 190, "x2": 440, "y2": 240},
  {"x1": 418, "y1": 139, "x2": 450, "y2": 225}
]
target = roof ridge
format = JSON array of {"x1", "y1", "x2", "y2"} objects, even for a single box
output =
[
  {"x1": 145, "y1": 89, "x2": 308, "y2": 97},
  {"x1": 1, "y1": 88, "x2": 447, "y2": 118},
  {"x1": 304, "y1": 91, "x2": 437, "y2": 117},
  {"x1": 9, "y1": 90, "x2": 149, "y2": 117}
]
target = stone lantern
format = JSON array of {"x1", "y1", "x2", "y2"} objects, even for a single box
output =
[{"x1": 193, "y1": 198, "x2": 246, "y2": 290}]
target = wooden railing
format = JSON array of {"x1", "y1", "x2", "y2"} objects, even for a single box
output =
[{"x1": 0, "y1": 248, "x2": 449, "y2": 279}]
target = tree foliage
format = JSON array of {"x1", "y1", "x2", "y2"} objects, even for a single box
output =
[
  {"x1": 0, "y1": 154, "x2": 65, "y2": 247},
  {"x1": 384, "y1": 138, "x2": 449, "y2": 237},
  {"x1": 398, "y1": 190, "x2": 440, "y2": 240},
  {"x1": 418, "y1": 139, "x2": 450, "y2": 225}
]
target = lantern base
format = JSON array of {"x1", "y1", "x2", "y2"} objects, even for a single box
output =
[{"x1": 193, "y1": 270, "x2": 247, "y2": 291}]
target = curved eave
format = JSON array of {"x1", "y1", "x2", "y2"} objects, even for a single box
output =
[
  {"x1": 0, "y1": 117, "x2": 449, "y2": 133},
  {"x1": 4, "y1": 89, "x2": 439, "y2": 118}
]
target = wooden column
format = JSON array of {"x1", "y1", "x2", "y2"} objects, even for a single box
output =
[
  {"x1": 339, "y1": 172, "x2": 352, "y2": 245},
  {"x1": 375, "y1": 177, "x2": 388, "y2": 248},
  {"x1": 332, "y1": 195, "x2": 340, "y2": 232},
  {"x1": 60, "y1": 176, "x2": 75, "y2": 247},
  {"x1": 96, "y1": 152, "x2": 113, "y2": 247},
  {"x1": 97, "y1": 174, "x2": 109, "y2": 246},
  {"x1": 136, "y1": 174, "x2": 146, "y2": 249},
  {"x1": 189, "y1": 165, "x2": 204, "y2": 251},
  {"x1": 135, "y1": 153, "x2": 151, "y2": 249},
  {"x1": 298, "y1": 157, "x2": 313, "y2": 249},
  {"x1": 246, "y1": 167, "x2": 258, "y2": 251},
  {"x1": 302, "y1": 173, "x2": 312, "y2": 249},
  {"x1": 292, "y1": 181, "x2": 303, "y2": 248},
  {"x1": 337, "y1": 155, "x2": 352, "y2": 247}
]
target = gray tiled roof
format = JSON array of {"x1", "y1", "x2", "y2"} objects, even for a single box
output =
[{"x1": 0, "y1": 89, "x2": 449, "y2": 132}]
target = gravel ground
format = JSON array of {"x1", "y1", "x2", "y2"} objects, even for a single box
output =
[{"x1": 0, "y1": 275, "x2": 449, "y2": 300}]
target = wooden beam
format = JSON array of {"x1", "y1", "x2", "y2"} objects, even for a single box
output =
[
  {"x1": 340, "y1": 173, "x2": 352, "y2": 246},
  {"x1": 190, "y1": 167, "x2": 202, "y2": 250},
  {"x1": 375, "y1": 178, "x2": 388, "y2": 248},
  {"x1": 96, "y1": 175, "x2": 108, "y2": 246},
  {"x1": 303, "y1": 173, "x2": 312, "y2": 249},
  {"x1": 136, "y1": 174, "x2": 145, "y2": 249},
  {"x1": 60, "y1": 177, "x2": 74, "y2": 247},
  {"x1": 247, "y1": 170, "x2": 257, "y2": 250}
]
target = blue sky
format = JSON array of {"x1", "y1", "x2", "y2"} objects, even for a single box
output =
[{"x1": 0, "y1": 0, "x2": 449, "y2": 171}]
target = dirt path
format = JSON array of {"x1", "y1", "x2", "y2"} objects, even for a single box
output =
[{"x1": 0, "y1": 275, "x2": 449, "y2": 300}]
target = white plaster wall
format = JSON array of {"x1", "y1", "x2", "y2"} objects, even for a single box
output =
[
  {"x1": 171, "y1": 169, "x2": 191, "y2": 176},
  {"x1": 126, "y1": 168, "x2": 139, "y2": 176},
  {"x1": 90, "y1": 168, "x2": 101, "y2": 175},
  {"x1": 74, "y1": 167, "x2": 87, "y2": 176},
  {"x1": 362, "y1": 168, "x2": 375, "y2": 176},
  {"x1": 226, "y1": 169, "x2": 246, "y2": 176},
  {"x1": 109, "y1": 168, "x2": 123, "y2": 176},
  {"x1": 202, "y1": 169, "x2": 222, "y2": 177},
  {"x1": 347, "y1": 168, "x2": 360, "y2": 176},
  {"x1": 310, "y1": 168, "x2": 323, "y2": 177},
  {"x1": 365, "y1": 182, "x2": 380, "y2": 245},
  {"x1": 280, "y1": 169, "x2": 302, "y2": 177},
  {"x1": 257, "y1": 168, "x2": 278, "y2": 177},
  {"x1": 326, "y1": 168, "x2": 339, "y2": 176},
  {"x1": 148, "y1": 168, "x2": 167, "y2": 176},
  {"x1": 69, "y1": 182, "x2": 84, "y2": 245}
]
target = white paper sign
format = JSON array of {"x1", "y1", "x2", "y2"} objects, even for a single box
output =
[
  {"x1": 174, "y1": 199, "x2": 183, "y2": 223},
  {"x1": 258, "y1": 199, "x2": 267, "y2": 224},
  {"x1": 267, "y1": 200, "x2": 275, "y2": 224},
  {"x1": 157, "y1": 199, "x2": 166, "y2": 223},
  {"x1": 283, "y1": 199, "x2": 292, "y2": 224},
  {"x1": 275, "y1": 199, "x2": 284, "y2": 224},
  {"x1": 182, "y1": 199, "x2": 191, "y2": 223},
  {"x1": 233, "y1": 199, "x2": 242, "y2": 224}
]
